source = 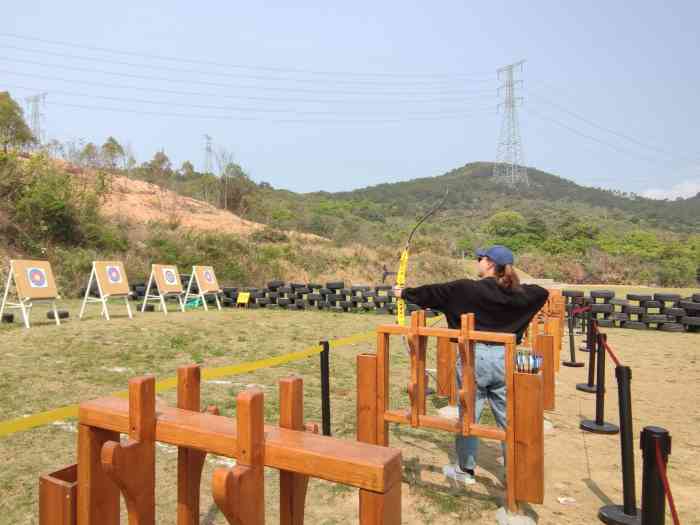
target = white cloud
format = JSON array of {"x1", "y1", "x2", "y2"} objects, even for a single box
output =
[{"x1": 642, "y1": 178, "x2": 700, "y2": 200}]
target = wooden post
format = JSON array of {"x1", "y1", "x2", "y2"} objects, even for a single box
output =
[
  {"x1": 279, "y1": 376, "x2": 309, "y2": 525},
  {"x1": 101, "y1": 376, "x2": 156, "y2": 525},
  {"x1": 535, "y1": 334, "x2": 555, "y2": 411},
  {"x1": 177, "y1": 365, "x2": 208, "y2": 525},
  {"x1": 375, "y1": 333, "x2": 390, "y2": 446},
  {"x1": 504, "y1": 339, "x2": 518, "y2": 513},
  {"x1": 513, "y1": 372, "x2": 544, "y2": 504},
  {"x1": 40, "y1": 464, "x2": 77, "y2": 525},
  {"x1": 77, "y1": 425, "x2": 120, "y2": 525},
  {"x1": 458, "y1": 314, "x2": 475, "y2": 436},
  {"x1": 359, "y1": 482, "x2": 402, "y2": 525},
  {"x1": 212, "y1": 388, "x2": 265, "y2": 525},
  {"x1": 357, "y1": 354, "x2": 379, "y2": 445},
  {"x1": 545, "y1": 318, "x2": 561, "y2": 372},
  {"x1": 436, "y1": 337, "x2": 455, "y2": 401}
]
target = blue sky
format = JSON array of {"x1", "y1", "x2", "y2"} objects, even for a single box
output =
[{"x1": 3, "y1": 1, "x2": 699, "y2": 198}]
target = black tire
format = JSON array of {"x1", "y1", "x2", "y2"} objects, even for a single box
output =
[
  {"x1": 591, "y1": 290, "x2": 615, "y2": 300},
  {"x1": 2, "y1": 313, "x2": 13, "y2": 323},
  {"x1": 643, "y1": 300, "x2": 662, "y2": 309},
  {"x1": 256, "y1": 297, "x2": 270, "y2": 306},
  {"x1": 642, "y1": 314, "x2": 667, "y2": 323},
  {"x1": 350, "y1": 297, "x2": 363, "y2": 304},
  {"x1": 609, "y1": 298, "x2": 629, "y2": 306},
  {"x1": 623, "y1": 305, "x2": 644, "y2": 315},
  {"x1": 660, "y1": 323, "x2": 685, "y2": 332},
  {"x1": 278, "y1": 286, "x2": 292, "y2": 295},
  {"x1": 627, "y1": 294, "x2": 653, "y2": 303},
  {"x1": 47, "y1": 310, "x2": 70, "y2": 320},
  {"x1": 267, "y1": 292, "x2": 279, "y2": 300},
  {"x1": 562, "y1": 290, "x2": 584, "y2": 298},
  {"x1": 351, "y1": 285, "x2": 370, "y2": 292},
  {"x1": 308, "y1": 293, "x2": 322, "y2": 302},
  {"x1": 361, "y1": 302, "x2": 373, "y2": 310},
  {"x1": 679, "y1": 301, "x2": 700, "y2": 313},
  {"x1": 295, "y1": 287, "x2": 310, "y2": 295},
  {"x1": 222, "y1": 287, "x2": 238, "y2": 297},
  {"x1": 143, "y1": 304, "x2": 155, "y2": 312},
  {"x1": 362, "y1": 291, "x2": 377, "y2": 299},
  {"x1": 375, "y1": 285, "x2": 392, "y2": 292},
  {"x1": 339, "y1": 288, "x2": 352, "y2": 296},
  {"x1": 596, "y1": 319, "x2": 614, "y2": 328},
  {"x1": 693, "y1": 293, "x2": 700, "y2": 303},
  {"x1": 609, "y1": 313, "x2": 629, "y2": 321},
  {"x1": 681, "y1": 316, "x2": 700, "y2": 326},
  {"x1": 338, "y1": 301, "x2": 351, "y2": 309},
  {"x1": 591, "y1": 303, "x2": 613, "y2": 313},
  {"x1": 267, "y1": 280, "x2": 285, "y2": 290},
  {"x1": 326, "y1": 281, "x2": 344, "y2": 290},
  {"x1": 289, "y1": 282, "x2": 305, "y2": 290},
  {"x1": 654, "y1": 293, "x2": 681, "y2": 303},
  {"x1": 663, "y1": 307, "x2": 686, "y2": 317},
  {"x1": 277, "y1": 298, "x2": 291, "y2": 307},
  {"x1": 623, "y1": 321, "x2": 646, "y2": 330},
  {"x1": 308, "y1": 283, "x2": 323, "y2": 290}
]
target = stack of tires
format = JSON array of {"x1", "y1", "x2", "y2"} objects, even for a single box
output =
[
  {"x1": 130, "y1": 282, "x2": 147, "y2": 302},
  {"x1": 221, "y1": 287, "x2": 238, "y2": 307},
  {"x1": 589, "y1": 290, "x2": 615, "y2": 328},
  {"x1": 324, "y1": 281, "x2": 346, "y2": 313},
  {"x1": 374, "y1": 285, "x2": 394, "y2": 315},
  {"x1": 680, "y1": 294, "x2": 700, "y2": 332}
]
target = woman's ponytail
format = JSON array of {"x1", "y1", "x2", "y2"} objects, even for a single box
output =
[{"x1": 495, "y1": 264, "x2": 522, "y2": 292}]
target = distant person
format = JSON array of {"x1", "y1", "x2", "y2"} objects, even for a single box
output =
[{"x1": 394, "y1": 245, "x2": 548, "y2": 485}]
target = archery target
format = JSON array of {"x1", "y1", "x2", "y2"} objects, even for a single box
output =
[
  {"x1": 193, "y1": 266, "x2": 219, "y2": 294},
  {"x1": 106, "y1": 265, "x2": 123, "y2": 284},
  {"x1": 27, "y1": 267, "x2": 48, "y2": 288},
  {"x1": 163, "y1": 268, "x2": 178, "y2": 285}
]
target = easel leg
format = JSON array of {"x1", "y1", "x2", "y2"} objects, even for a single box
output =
[
  {"x1": 201, "y1": 293, "x2": 208, "y2": 312},
  {"x1": 79, "y1": 268, "x2": 94, "y2": 320},
  {"x1": 141, "y1": 274, "x2": 154, "y2": 313},
  {"x1": 178, "y1": 294, "x2": 185, "y2": 313},
  {"x1": 125, "y1": 296, "x2": 133, "y2": 319},
  {"x1": 160, "y1": 294, "x2": 168, "y2": 316},
  {"x1": 214, "y1": 293, "x2": 221, "y2": 311},
  {"x1": 102, "y1": 297, "x2": 111, "y2": 321},
  {"x1": 0, "y1": 271, "x2": 12, "y2": 319},
  {"x1": 19, "y1": 299, "x2": 31, "y2": 328}
]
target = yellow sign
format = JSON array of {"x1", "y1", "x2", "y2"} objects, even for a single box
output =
[{"x1": 236, "y1": 292, "x2": 251, "y2": 305}]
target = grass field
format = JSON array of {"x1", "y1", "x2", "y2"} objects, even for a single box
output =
[{"x1": 0, "y1": 295, "x2": 698, "y2": 524}]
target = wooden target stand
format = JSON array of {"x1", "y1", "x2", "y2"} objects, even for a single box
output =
[
  {"x1": 357, "y1": 311, "x2": 544, "y2": 513},
  {"x1": 39, "y1": 365, "x2": 402, "y2": 525},
  {"x1": 79, "y1": 261, "x2": 133, "y2": 321},
  {"x1": 184, "y1": 265, "x2": 222, "y2": 311},
  {"x1": 142, "y1": 264, "x2": 185, "y2": 315},
  {"x1": 0, "y1": 259, "x2": 62, "y2": 328}
]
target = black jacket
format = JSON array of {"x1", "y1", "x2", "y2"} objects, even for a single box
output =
[{"x1": 402, "y1": 278, "x2": 549, "y2": 343}]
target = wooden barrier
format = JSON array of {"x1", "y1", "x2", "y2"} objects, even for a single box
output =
[
  {"x1": 359, "y1": 311, "x2": 544, "y2": 513},
  {"x1": 40, "y1": 366, "x2": 402, "y2": 524}
]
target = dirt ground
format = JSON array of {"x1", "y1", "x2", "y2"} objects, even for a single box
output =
[{"x1": 0, "y1": 301, "x2": 697, "y2": 524}]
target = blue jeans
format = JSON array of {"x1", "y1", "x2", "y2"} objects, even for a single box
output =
[{"x1": 455, "y1": 342, "x2": 507, "y2": 471}]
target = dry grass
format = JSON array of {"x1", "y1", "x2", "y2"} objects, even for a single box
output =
[{"x1": 0, "y1": 297, "x2": 698, "y2": 524}]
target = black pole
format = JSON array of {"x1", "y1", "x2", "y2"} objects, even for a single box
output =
[
  {"x1": 580, "y1": 333, "x2": 619, "y2": 434},
  {"x1": 564, "y1": 303, "x2": 584, "y2": 367},
  {"x1": 640, "y1": 426, "x2": 671, "y2": 525},
  {"x1": 577, "y1": 314, "x2": 597, "y2": 393},
  {"x1": 580, "y1": 310, "x2": 594, "y2": 352},
  {"x1": 598, "y1": 365, "x2": 640, "y2": 525},
  {"x1": 320, "y1": 340, "x2": 331, "y2": 436}
]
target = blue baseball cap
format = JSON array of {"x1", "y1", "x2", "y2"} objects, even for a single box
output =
[{"x1": 476, "y1": 245, "x2": 514, "y2": 266}]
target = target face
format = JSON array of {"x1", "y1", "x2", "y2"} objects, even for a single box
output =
[
  {"x1": 27, "y1": 267, "x2": 48, "y2": 288},
  {"x1": 106, "y1": 265, "x2": 123, "y2": 284},
  {"x1": 203, "y1": 269, "x2": 214, "y2": 283},
  {"x1": 163, "y1": 268, "x2": 178, "y2": 285}
]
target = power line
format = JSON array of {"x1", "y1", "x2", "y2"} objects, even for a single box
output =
[
  {"x1": 0, "y1": 43, "x2": 496, "y2": 87},
  {"x1": 0, "y1": 56, "x2": 495, "y2": 97},
  {"x1": 28, "y1": 98, "x2": 497, "y2": 124},
  {"x1": 0, "y1": 69, "x2": 495, "y2": 105},
  {"x1": 0, "y1": 32, "x2": 494, "y2": 80},
  {"x1": 3, "y1": 83, "x2": 496, "y2": 117}
]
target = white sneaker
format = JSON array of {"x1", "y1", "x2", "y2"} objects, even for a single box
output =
[{"x1": 442, "y1": 464, "x2": 476, "y2": 486}]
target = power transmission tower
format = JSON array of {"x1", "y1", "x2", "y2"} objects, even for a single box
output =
[
  {"x1": 25, "y1": 92, "x2": 47, "y2": 146},
  {"x1": 203, "y1": 134, "x2": 213, "y2": 173},
  {"x1": 493, "y1": 61, "x2": 528, "y2": 186}
]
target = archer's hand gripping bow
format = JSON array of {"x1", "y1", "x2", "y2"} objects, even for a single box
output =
[{"x1": 396, "y1": 190, "x2": 448, "y2": 326}]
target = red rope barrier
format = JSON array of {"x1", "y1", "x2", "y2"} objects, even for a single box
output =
[
  {"x1": 602, "y1": 340, "x2": 622, "y2": 367},
  {"x1": 655, "y1": 440, "x2": 681, "y2": 525}
]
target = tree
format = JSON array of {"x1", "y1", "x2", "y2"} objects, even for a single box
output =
[
  {"x1": 79, "y1": 143, "x2": 100, "y2": 168},
  {"x1": 485, "y1": 211, "x2": 527, "y2": 237},
  {"x1": 0, "y1": 91, "x2": 34, "y2": 152},
  {"x1": 177, "y1": 160, "x2": 196, "y2": 179},
  {"x1": 100, "y1": 136, "x2": 125, "y2": 169}
]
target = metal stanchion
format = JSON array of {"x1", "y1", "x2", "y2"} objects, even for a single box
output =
[
  {"x1": 577, "y1": 313, "x2": 597, "y2": 393},
  {"x1": 320, "y1": 340, "x2": 331, "y2": 436},
  {"x1": 599, "y1": 365, "x2": 640, "y2": 524},
  {"x1": 580, "y1": 333, "x2": 619, "y2": 434},
  {"x1": 564, "y1": 303, "x2": 584, "y2": 368},
  {"x1": 640, "y1": 426, "x2": 671, "y2": 525}
]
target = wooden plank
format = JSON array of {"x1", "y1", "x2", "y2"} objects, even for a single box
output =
[
  {"x1": 213, "y1": 388, "x2": 265, "y2": 525},
  {"x1": 383, "y1": 410, "x2": 410, "y2": 425},
  {"x1": 279, "y1": 376, "x2": 310, "y2": 525},
  {"x1": 357, "y1": 354, "x2": 378, "y2": 445},
  {"x1": 101, "y1": 376, "x2": 156, "y2": 525},
  {"x1": 79, "y1": 397, "x2": 402, "y2": 493},
  {"x1": 504, "y1": 341, "x2": 517, "y2": 513},
  {"x1": 469, "y1": 424, "x2": 506, "y2": 441},
  {"x1": 417, "y1": 415, "x2": 460, "y2": 433},
  {"x1": 77, "y1": 424, "x2": 120, "y2": 525},
  {"x1": 39, "y1": 464, "x2": 77, "y2": 525},
  {"x1": 514, "y1": 372, "x2": 544, "y2": 504},
  {"x1": 359, "y1": 482, "x2": 402, "y2": 525},
  {"x1": 177, "y1": 365, "x2": 207, "y2": 525},
  {"x1": 436, "y1": 337, "x2": 452, "y2": 397},
  {"x1": 376, "y1": 323, "x2": 517, "y2": 345},
  {"x1": 375, "y1": 333, "x2": 390, "y2": 447},
  {"x1": 545, "y1": 318, "x2": 561, "y2": 372},
  {"x1": 536, "y1": 334, "x2": 555, "y2": 411}
]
